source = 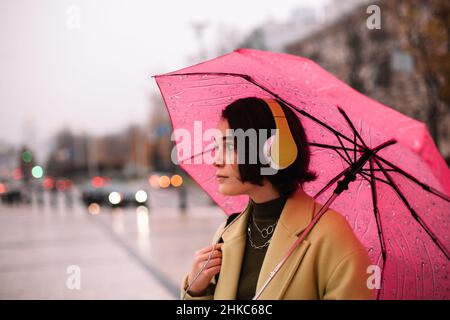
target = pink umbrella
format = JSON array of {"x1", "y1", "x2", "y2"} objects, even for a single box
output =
[{"x1": 154, "y1": 48, "x2": 450, "y2": 299}]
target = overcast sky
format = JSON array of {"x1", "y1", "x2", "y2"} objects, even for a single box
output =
[{"x1": 0, "y1": 0, "x2": 331, "y2": 160}]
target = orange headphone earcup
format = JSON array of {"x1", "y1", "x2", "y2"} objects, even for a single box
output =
[{"x1": 262, "y1": 99, "x2": 298, "y2": 170}]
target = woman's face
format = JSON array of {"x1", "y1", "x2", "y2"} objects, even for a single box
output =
[{"x1": 213, "y1": 118, "x2": 254, "y2": 196}]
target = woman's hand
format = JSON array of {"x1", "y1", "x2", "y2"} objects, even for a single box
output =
[{"x1": 186, "y1": 243, "x2": 223, "y2": 296}]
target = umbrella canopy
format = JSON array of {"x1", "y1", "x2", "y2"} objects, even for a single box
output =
[{"x1": 154, "y1": 48, "x2": 450, "y2": 299}]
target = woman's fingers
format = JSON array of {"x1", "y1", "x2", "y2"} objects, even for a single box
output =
[
  {"x1": 196, "y1": 243, "x2": 222, "y2": 255},
  {"x1": 204, "y1": 265, "x2": 221, "y2": 277},
  {"x1": 197, "y1": 257, "x2": 221, "y2": 269},
  {"x1": 196, "y1": 250, "x2": 222, "y2": 263}
]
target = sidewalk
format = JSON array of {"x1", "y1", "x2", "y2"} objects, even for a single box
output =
[{"x1": 0, "y1": 187, "x2": 225, "y2": 299}]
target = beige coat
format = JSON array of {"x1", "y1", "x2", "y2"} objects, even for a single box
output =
[{"x1": 181, "y1": 188, "x2": 375, "y2": 300}]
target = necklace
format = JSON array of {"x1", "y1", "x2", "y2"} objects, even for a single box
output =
[
  {"x1": 252, "y1": 216, "x2": 278, "y2": 238},
  {"x1": 247, "y1": 215, "x2": 278, "y2": 250}
]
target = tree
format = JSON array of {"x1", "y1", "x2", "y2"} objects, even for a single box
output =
[{"x1": 392, "y1": 0, "x2": 450, "y2": 147}]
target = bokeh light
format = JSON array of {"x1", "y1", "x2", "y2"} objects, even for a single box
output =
[
  {"x1": 21, "y1": 151, "x2": 33, "y2": 163},
  {"x1": 43, "y1": 177, "x2": 54, "y2": 190},
  {"x1": 135, "y1": 190, "x2": 148, "y2": 203},
  {"x1": 0, "y1": 183, "x2": 6, "y2": 194},
  {"x1": 170, "y1": 174, "x2": 183, "y2": 187},
  {"x1": 31, "y1": 165, "x2": 44, "y2": 179},
  {"x1": 88, "y1": 203, "x2": 101, "y2": 215},
  {"x1": 159, "y1": 175, "x2": 170, "y2": 188},
  {"x1": 148, "y1": 175, "x2": 160, "y2": 189},
  {"x1": 91, "y1": 176, "x2": 104, "y2": 188},
  {"x1": 108, "y1": 192, "x2": 121, "y2": 205},
  {"x1": 12, "y1": 168, "x2": 22, "y2": 180}
]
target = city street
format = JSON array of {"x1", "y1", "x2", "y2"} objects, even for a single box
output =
[{"x1": 0, "y1": 185, "x2": 225, "y2": 299}]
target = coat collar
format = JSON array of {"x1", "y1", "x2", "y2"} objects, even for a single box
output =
[{"x1": 215, "y1": 188, "x2": 316, "y2": 299}]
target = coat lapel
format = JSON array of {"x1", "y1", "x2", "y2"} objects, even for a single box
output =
[
  {"x1": 214, "y1": 188, "x2": 316, "y2": 300},
  {"x1": 214, "y1": 202, "x2": 251, "y2": 299}
]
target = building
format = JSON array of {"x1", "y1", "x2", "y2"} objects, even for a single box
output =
[{"x1": 285, "y1": 0, "x2": 450, "y2": 162}]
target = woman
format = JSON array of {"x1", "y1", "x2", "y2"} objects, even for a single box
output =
[{"x1": 181, "y1": 97, "x2": 374, "y2": 300}]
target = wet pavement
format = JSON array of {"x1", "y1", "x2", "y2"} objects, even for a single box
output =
[{"x1": 0, "y1": 185, "x2": 226, "y2": 299}]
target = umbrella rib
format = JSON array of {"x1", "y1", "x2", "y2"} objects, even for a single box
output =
[
  {"x1": 374, "y1": 154, "x2": 450, "y2": 202},
  {"x1": 309, "y1": 142, "x2": 363, "y2": 153},
  {"x1": 333, "y1": 148, "x2": 353, "y2": 167},
  {"x1": 359, "y1": 171, "x2": 391, "y2": 186},
  {"x1": 369, "y1": 159, "x2": 387, "y2": 300},
  {"x1": 291, "y1": 106, "x2": 365, "y2": 149},
  {"x1": 336, "y1": 135, "x2": 353, "y2": 164},
  {"x1": 362, "y1": 168, "x2": 397, "y2": 172},
  {"x1": 373, "y1": 157, "x2": 450, "y2": 260},
  {"x1": 176, "y1": 144, "x2": 216, "y2": 164},
  {"x1": 337, "y1": 106, "x2": 369, "y2": 149},
  {"x1": 354, "y1": 170, "x2": 377, "y2": 186}
]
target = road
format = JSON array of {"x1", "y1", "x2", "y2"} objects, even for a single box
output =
[{"x1": 0, "y1": 184, "x2": 225, "y2": 299}]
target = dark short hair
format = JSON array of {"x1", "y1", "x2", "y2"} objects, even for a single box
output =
[{"x1": 221, "y1": 97, "x2": 317, "y2": 198}]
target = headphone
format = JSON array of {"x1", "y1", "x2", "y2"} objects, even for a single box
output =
[{"x1": 262, "y1": 98, "x2": 298, "y2": 170}]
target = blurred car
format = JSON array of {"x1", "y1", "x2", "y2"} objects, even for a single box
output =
[
  {"x1": 0, "y1": 180, "x2": 22, "y2": 204},
  {"x1": 81, "y1": 182, "x2": 149, "y2": 207},
  {"x1": 0, "y1": 179, "x2": 32, "y2": 205}
]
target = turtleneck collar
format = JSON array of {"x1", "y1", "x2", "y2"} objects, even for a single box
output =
[{"x1": 249, "y1": 195, "x2": 288, "y2": 222}]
